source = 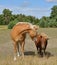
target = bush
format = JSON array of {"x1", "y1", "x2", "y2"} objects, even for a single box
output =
[
  {"x1": 39, "y1": 19, "x2": 48, "y2": 27},
  {"x1": 8, "y1": 19, "x2": 18, "y2": 29},
  {"x1": 48, "y1": 21, "x2": 57, "y2": 27},
  {"x1": 48, "y1": 19, "x2": 57, "y2": 27}
]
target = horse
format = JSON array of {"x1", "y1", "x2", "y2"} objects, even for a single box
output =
[
  {"x1": 11, "y1": 22, "x2": 38, "y2": 61},
  {"x1": 34, "y1": 33, "x2": 49, "y2": 56}
]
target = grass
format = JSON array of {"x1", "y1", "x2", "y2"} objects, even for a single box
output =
[
  {"x1": 0, "y1": 28, "x2": 57, "y2": 65},
  {"x1": 0, "y1": 56, "x2": 57, "y2": 65},
  {"x1": 0, "y1": 25, "x2": 8, "y2": 29}
]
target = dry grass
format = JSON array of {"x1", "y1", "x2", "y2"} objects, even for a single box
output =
[
  {"x1": 0, "y1": 56, "x2": 57, "y2": 65},
  {"x1": 0, "y1": 25, "x2": 8, "y2": 29},
  {"x1": 0, "y1": 28, "x2": 57, "y2": 65}
]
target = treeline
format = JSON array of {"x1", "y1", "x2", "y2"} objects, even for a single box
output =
[{"x1": 0, "y1": 5, "x2": 57, "y2": 28}]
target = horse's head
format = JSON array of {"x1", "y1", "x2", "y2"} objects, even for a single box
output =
[
  {"x1": 28, "y1": 25, "x2": 39, "y2": 40},
  {"x1": 33, "y1": 25, "x2": 39, "y2": 31},
  {"x1": 28, "y1": 29, "x2": 37, "y2": 42},
  {"x1": 34, "y1": 33, "x2": 49, "y2": 55}
]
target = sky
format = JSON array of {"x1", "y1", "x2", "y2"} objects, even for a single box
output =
[{"x1": 0, "y1": 0, "x2": 57, "y2": 18}]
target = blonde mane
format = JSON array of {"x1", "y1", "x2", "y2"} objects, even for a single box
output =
[{"x1": 16, "y1": 22, "x2": 34, "y2": 29}]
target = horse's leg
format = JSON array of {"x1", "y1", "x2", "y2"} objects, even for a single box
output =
[
  {"x1": 20, "y1": 40, "x2": 25, "y2": 57},
  {"x1": 44, "y1": 40, "x2": 48, "y2": 55},
  {"x1": 13, "y1": 42, "x2": 17, "y2": 61},
  {"x1": 37, "y1": 47, "x2": 40, "y2": 54},
  {"x1": 41, "y1": 48, "x2": 46, "y2": 57},
  {"x1": 39, "y1": 47, "x2": 42, "y2": 56},
  {"x1": 17, "y1": 42, "x2": 20, "y2": 57},
  {"x1": 44, "y1": 49, "x2": 46, "y2": 55},
  {"x1": 42, "y1": 42, "x2": 47, "y2": 56}
]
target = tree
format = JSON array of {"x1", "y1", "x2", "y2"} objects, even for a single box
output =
[
  {"x1": 3, "y1": 9, "x2": 12, "y2": 24},
  {"x1": 39, "y1": 16, "x2": 49, "y2": 27},
  {"x1": 34, "y1": 18, "x2": 39, "y2": 25},
  {"x1": 0, "y1": 15, "x2": 3, "y2": 25},
  {"x1": 50, "y1": 5, "x2": 57, "y2": 19},
  {"x1": 8, "y1": 19, "x2": 18, "y2": 29},
  {"x1": 48, "y1": 18, "x2": 57, "y2": 27}
]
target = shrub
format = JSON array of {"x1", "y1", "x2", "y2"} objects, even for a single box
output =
[
  {"x1": 8, "y1": 19, "x2": 18, "y2": 29},
  {"x1": 39, "y1": 19, "x2": 48, "y2": 27},
  {"x1": 48, "y1": 19, "x2": 57, "y2": 27},
  {"x1": 48, "y1": 21, "x2": 57, "y2": 27}
]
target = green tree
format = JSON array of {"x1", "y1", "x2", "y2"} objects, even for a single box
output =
[
  {"x1": 32, "y1": 18, "x2": 39, "y2": 25},
  {"x1": 39, "y1": 16, "x2": 49, "y2": 27},
  {"x1": 3, "y1": 9, "x2": 12, "y2": 24},
  {"x1": 0, "y1": 15, "x2": 6, "y2": 25},
  {"x1": 8, "y1": 19, "x2": 18, "y2": 29},
  {"x1": 50, "y1": 5, "x2": 57, "y2": 19},
  {"x1": 48, "y1": 18, "x2": 57, "y2": 27}
]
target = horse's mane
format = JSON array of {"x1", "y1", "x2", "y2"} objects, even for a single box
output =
[{"x1": 15, "y1": 22, "x2": 36, "y2": 29}]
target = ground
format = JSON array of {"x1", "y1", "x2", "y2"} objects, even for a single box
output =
[{"x1": 0, "y1": 27, "x2": 57, "y2": 65}]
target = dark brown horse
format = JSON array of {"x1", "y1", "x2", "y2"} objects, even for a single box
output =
[
  {"x1": 34, "y1": 33, "x2": 49, "y2": 56},
  {"x1": 11, "y1": 22, "x2": 38, "y2": 61}
]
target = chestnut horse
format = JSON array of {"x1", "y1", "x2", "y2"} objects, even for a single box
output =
[
  {"x1": 35, "y1": 33, "x2": 49, "y2": 56},
  {"x1": 11, "y1": 22, "x2": 38, "y2": 61}
]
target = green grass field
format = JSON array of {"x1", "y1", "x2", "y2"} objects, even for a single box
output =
[{"x1": 0, "y1": 27, "x2": 57, "y2": 65}]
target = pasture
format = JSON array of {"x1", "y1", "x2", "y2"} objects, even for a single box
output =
[{"x1": 0, "y1": 27, "x2": 57, "y2": 65}]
